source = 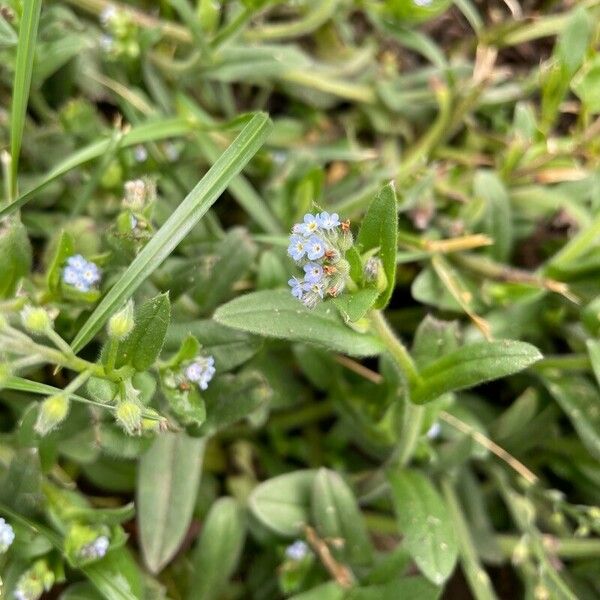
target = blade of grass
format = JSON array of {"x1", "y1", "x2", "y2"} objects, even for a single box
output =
[
  {"x1": 10, "y1": 0, "x2": 42, "y2": 198},
  {"x1": 71, "y1": 112, "x2": 272, "y2": 353},
  {"x1": 0, "y1": 117, "x2": 198, "y2": 219}
]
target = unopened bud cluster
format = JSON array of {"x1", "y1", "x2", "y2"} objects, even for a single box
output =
[{"x1": 287, "y1": 212, "x2": 352, "y2": 309}]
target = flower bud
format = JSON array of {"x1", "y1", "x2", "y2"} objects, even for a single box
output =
[
  {"x1": 116, "y1": 400, "x2": 142, "y2": 435},
  {"x1": 338, "y1": 229, "x2": 354, "y2": 252},
  {"x1": 13, "y1": 559, "x2": 54, "y2": 600},
  {"x1": 534, "y1": 585, "x2": 550, "y2": 600},
  {"x1": 511, "y1": 536, "x2": 529, "y2": 565},
  {"x1": 20, "y1": 305, "x2": 51, "y2": 334},
  {"x1": 108, "y1": 300, "x2": 134, "y2": 340},
  {"x1": 35, "y1": 394, "x2": 70, "y2": 436}
]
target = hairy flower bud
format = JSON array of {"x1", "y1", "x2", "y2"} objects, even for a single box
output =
[
  {"x1": 108, "y1": 300, "x2": 134, "y2": 340},
  {"x1": 116, "y1": 400, "x2": 142, "y2": 435},
  {"x1": 20, "y1": 305, "x2": 51, "y2": 334},
  {"x1": 35, "y1": 394, "x2": 70, "y2": 436}
]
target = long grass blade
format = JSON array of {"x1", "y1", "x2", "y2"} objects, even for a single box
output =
[
  {"x1": 10, "y1": 0, "x2": 42, "y2": 198},
  {"x1": 71, "y1": 112, "x2": 272, "y2": 353},
  {"x1": 0, "y1": 117, "x2": 198, "y2": 219}
]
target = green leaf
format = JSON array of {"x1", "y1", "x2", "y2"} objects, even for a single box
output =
[
  {"x1": 117, "y1": 294, "x2": 171, "y2": 371},
  {"x1": 249, "y1": 470, "x2": 316, "y2": 537},
  {"x1": 289, "y1": 582, "x2": 345, "y2": 600},
  {"x1": 83, "y1": 547, "x2": 143, "y2": 600},
  {"x1": 46, "y1": 230, "x2": 74, "y2": 294},
  {"x1": 0, "y1": 218, "x2": 32, "y2": 299},
  {"x1": 0, "y1": 117, "x2": 200, "y2": 219},
  {"x1": 544, "y1": 376, "x2": 600, "y2": 461},
  {"x1": 0, "y1": 449, "x2": 42, "y2": 516},
  {"x1": 310, "y1": 468, "x2": 373, "y2": 567},
  {"x1": 165, "y1": 320, "x2": 262, "y2": 371},
  {"x1": 587, "y1": 339, "x2": 600, "y2": 389},
  {"x1": 412, "y1": 340, "x2": 542, "y2": 405},
  {"x1": 388, "y1": 469, "x2": 458, "y2": 585},
  {"x1": 334, "y1": 288, "x2": 379, "y2": 323},
  {"x1": 193, "y1": 228, "x2": 257, "y2": 313},
  {"x1": 10, "y1": 0, "x2": 42, "y2": 195},
  {"x1": 411, "y1": 316, "x2": 459, "y2": 369},
  {"x1": 572, "y1": 55, "x2": 600, "y2": 114},
  {"x1": 186, "y1": 498, "x2": 246, "y2": 600},
  {"x1": 473, "y1": 171, "x2": 512, "y2": 262},
  {"x1": 357, "y1": 183, "x2": 398, "y2": 309},
  {"x1": 214, "y1": 290, "x2": 383, "y2": 357},
  {"x1": 556, "y1": 7, "x2": 591, "y2": 76},
  {"x1": 137, "y1": 433, "x2": 205, "y2": 573},
  {"x1": 71, "y1": 113, "x2": 271, "y2": 352},
  {"x1": 347, "y1": 577, "x2": 441, "y2": 600},
  {"x1": 199, "y1": 371, "x2": 269, "y2": 435}
]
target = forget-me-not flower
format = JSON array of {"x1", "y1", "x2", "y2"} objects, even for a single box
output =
[
  {"x1": 306, "y1": 235, "x2": 326, "y2": 260},
  {"x1": 317, "y1": 211, "x2": 341, "y2": 230},
  {"x1": 288, "y1": 277, "x2": 307, "y2": 300},
  {"x1": 185, "y1": 356, "x2": 216, "y2": 391},
  {"x1": 0, "y1": 518, "x2": 15, "y2": 553},
  {"x1": 299, "y1": 213, "x2": 320, "y2": 237},
  {"x1": 303, "y1": 262, "x2": 324, "y2": 283},
  {"x1": 288, "y1": 235, "x2": 307, "y2": 261}
]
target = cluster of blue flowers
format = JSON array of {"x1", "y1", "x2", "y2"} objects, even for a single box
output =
[
  {"x1": 62, "y1": 255, "x2": 102, "y2": 293},
  {"x1": 0, "y1": 517, "x2": 14, "y2": 553},
  {"x1": 287, "y1": 212, "x2": 351, "y2": 308},
  {"x1": 185, "y1": 355, "x2": 216, "y2": 391}
]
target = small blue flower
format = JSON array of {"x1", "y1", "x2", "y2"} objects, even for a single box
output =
[
  {"x1": 299, "y1": 213, "x2": 320, "y2": 236},
  {"x1": 285, "y1": 540, "x2": 309, "y2": 561},
  {"x1": 288, "y1": 235, "x2": 307, "y2": 261},
  {"x1": 306, "y1": 235, "x2": 326, "y2": 260},
  {"x1": 185, "y1": 356, "x2": 216, "y2": 391},
  {"x1": 288, "y1": 277, "x2": 307, "y2": 299},
  {"x1": 317, "y1": 211, "x2": 340, "y2": 230},
  {"x1": 134, "y1": 145, "x2": 148, "y2": 162},
  {"x1": 414, "y1": 0, "x2": 432, "y2": 5},
  {"x1": 0, "y1": 517, "x2": 15, "y2": 553},
  {"x1": 67, "y1": 255, "x2": 88, "y2": 270},
  {"x1": 303, "y1": 262, "x2": 324, "y2": 284},
  {"x1": 63, "y1": 255, "x2": 102, "y2": 293}
]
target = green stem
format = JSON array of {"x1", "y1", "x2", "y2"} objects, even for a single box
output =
[
  {"x1": 441, "y1": 478, "x2": 499, "y2": 600},
  {"x1": 45, "y1": 328, "x2": 76, "y2": 358},
  {"x1": 370, "y1": 310, "x2": 424, "y2": 467},
  {"x1": 496, "y1": 535, "x2": 600, "y2": 559},
  {"x1": 104, "y1": 337, "x2": 119, "y2": 376},
  {"x1": 370, "y1": 311, "x2": 420, "y2": 385}
]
